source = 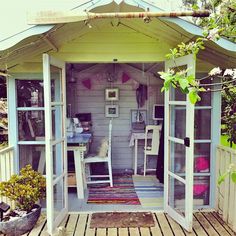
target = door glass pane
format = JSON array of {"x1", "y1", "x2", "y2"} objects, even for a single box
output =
[
  {"x1": 50, "y1": 65, "x2": 62, "y2": 103},
  {"x1": 53, "y1": 177, "x2": 65, "y2": 220},
  {"x1": 169, "y1": 141, "x2": 186, "y2": 178},
  {"x1": 51, "y1": 107, "x2": 63, "y2": 140},
  {"x1": 196, "y1": 77, "x2": 211, "y2": 106},
  {"x1": 169, "y1": 105, "x2": 186, "y2": 139},
  {"x1": 17, "y1": 80, "x2": 44, "y2": 107},
  {"x1": 19, "y1": 145, "x2": 45, "y2": 174},
  {"x1": 194, "y1": 176, "x2": 210, "y2": 206},
  {"x1": 194, "y1": 143, "x2": 210, "y2": 173},
  {"x1": 18, "y1": 111, "x2": 45, "y2": 141},
  {"x1": 168, "y1": 176, "x2": 185, "y2": 216},
  {"x1": 52, "y1": 142, "x2": 64, "y2": 178},
  {"x1": 194, "y1": 109, "x2": 211, "y2": 139}
]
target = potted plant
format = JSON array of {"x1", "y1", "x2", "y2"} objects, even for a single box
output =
[{"x1": 0, "y1": 164, "x2": 46, "y2": 236}]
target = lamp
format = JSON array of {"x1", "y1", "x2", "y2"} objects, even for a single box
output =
[{"x1": 69, "y1": 64, "x2": 76, "y2": 83}]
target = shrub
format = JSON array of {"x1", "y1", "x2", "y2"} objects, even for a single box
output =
[{"x1": 0, "y1": 165, "x2": 46, "y2": 212}]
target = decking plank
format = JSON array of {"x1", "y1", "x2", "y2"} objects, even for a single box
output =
[
  {"x1": 139, "y1": 227, "x2": 150, "y2": 236},
  {"x1": 211, "y1": 212, "x2": 235, "y2": 236},
  {"x1": 74, "y1": 214, "x2": 87, "y2": 235},
  {"x1": 156, "y1": 213, "x2": 173, "y2": 236},
  {"x1": 107, "y1": 228, "x2": 117, "y2": 236},
  {"x1": 85, "y1": 215, "x2": 96, "y2": 236},
  {"x1": 118, "y1": 228, "x2": 129, "y2": 236},
  {"x1": 65, "y1": 214, "x2": 79, "y2": 235},
  {"x1": 96, "y1": 228, "x2": 106, "y2": 236},
  {"x1": 192, "y1": 214, "x2": 208, "y2": 236},
  {"x1": 194, "y1": 212, "x2": 219, "y2": 236},
  {"x1": 150, "y1": 213, "x2": 162, "y2": 236},
  {"x1": 165, "y1": 214, "x2": 185, "y2": 236},
  {"x1": 129, "y1": 227, "x2": 140, "y2": 236},
  {"x1": 203, "y1": 212, "x2": 232, "y2": 236}
]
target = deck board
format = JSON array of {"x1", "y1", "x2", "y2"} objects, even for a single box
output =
[
  {"x1": 24, "y1": 212, "x2": 235, "y2": 236},
  {"x1": 194, "y1": 212, "x2": 219, "y2": 236}
]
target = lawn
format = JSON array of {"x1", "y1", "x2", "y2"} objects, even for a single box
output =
[{"x1": 221, "y1": 135, "x2": 236, "y2": 150}]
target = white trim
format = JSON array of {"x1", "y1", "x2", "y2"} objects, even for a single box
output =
[
  {"x1": 17, "y1": 107, "x2": 45, "y2": 111},
  {"x1": 43, "y1": 53, "x2": 68, "y2": 235},
  {"x1": 168, "y1": 136, "x2": 184, "y2": 144},
  {"x1": 168, "y1": 101, "x2": 187, "y2": 105},
  {"x1": 168, "y1": 171, "x2": 186, "y2": 184},
  {"x1": 18, "y1": 141, "x2": 45, "y2": 145},
  {"x1": 164, "y1": 53, "x2": 195, "y2": 232}
]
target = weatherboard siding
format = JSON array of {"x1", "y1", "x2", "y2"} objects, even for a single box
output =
[{"x1": 68, "y1": 68, "x2": 163, "y2": 170}]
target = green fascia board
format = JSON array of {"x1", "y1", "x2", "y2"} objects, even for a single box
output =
[{"x1": 162, "y1": 17, "x2": 236, "y2": 52}]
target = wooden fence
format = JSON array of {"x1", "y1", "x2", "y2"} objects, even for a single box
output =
[
  {"x1": 0, "y1": 145, "x2": 14, "y2": 204},
  {"x1": 216, "y1": 145, "x2": 236, "y2": 232}
]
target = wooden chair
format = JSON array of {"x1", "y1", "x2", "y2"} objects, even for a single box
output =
[
  {"x1": 143, "y1": 125, "x2": 161, "y2": 176},
  {"x1": 83, "y1": 120, "x2": 113, "y2": 187}
]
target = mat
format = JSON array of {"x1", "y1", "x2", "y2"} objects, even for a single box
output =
[
  {"x1": 132, "y1": 175, "x2": 164, "y2": 209},
  {"x1": 87, "y1": 175, "x2": 140, "y2": 205},
  {"x1": 90, "y1": 212, "x2": 155, "y2": 228}
]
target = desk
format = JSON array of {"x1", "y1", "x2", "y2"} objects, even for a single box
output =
[
  {"x1": 67, "y1": 133, "x2": 92, "y2": 199},
  {"x1": 129, "y1": 132, "x2": 152, "y2": 175}
]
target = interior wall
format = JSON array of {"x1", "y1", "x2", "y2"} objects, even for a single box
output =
[{"x1": 66, "y1": 63, "x2": 164, "y2": 170}]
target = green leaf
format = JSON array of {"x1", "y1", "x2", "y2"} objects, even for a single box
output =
[
  {"x1": 218, "y1": 173, "x2": 228, "y2": 185},
  {"x1": 231, "y1": 171, "x2": 236, "y2": 183},
  {"x1": 179, "y1": 79, "x2": 189, "y2": 90},
  {"x1": 189, "y1": 90, "x2": 198, "y2": 104}
]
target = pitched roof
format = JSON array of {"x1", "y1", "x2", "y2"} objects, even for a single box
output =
[{"x1": 0, "y1": 0, "x2": 235, "y2": 53}]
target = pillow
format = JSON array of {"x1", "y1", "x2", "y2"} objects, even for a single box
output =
[{"x1": 98, "y1": 138, "x2": 109, "y2": 157}]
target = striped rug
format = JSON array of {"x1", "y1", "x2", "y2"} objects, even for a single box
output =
[
  {"x1": 87, "y1": 175, "x2": 140, "y2": 205},
  {"x1": 132, "y1": 175, "x2": 164, "y2": 209}
]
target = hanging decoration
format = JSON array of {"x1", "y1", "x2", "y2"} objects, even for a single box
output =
[
  {"x1": 82, "y1": 78, "x2": 92, "y2": 90},
  {"x1": 122, "y1": 72, "x2": 131, "y2": 84},
  {"x1": 136, "y1": 84, "x2": 148, "y2": 108}
]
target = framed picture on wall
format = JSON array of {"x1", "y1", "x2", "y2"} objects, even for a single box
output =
[
  {"x1": 105, "y1": 105, "x2": 119, "y2": 118},
  {"x1": 105, "y1": 88, "x2": 119, "y2": 101}
]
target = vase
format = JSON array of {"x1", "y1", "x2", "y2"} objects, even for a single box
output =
[{"x1": 0, "y1": 204, "x2": 41, "y2": 236}]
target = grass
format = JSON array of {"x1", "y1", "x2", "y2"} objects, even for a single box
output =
[{"x1": 221, "y1": 135, "x2": 236, "y2": 150}]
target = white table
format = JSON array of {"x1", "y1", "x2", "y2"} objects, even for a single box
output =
[
  {"x1": 67, "y1": 133, "x2": 92, "y2": 199},
  {"x1": 129, "y1": 132, "x2": 153, "y2": 175}
]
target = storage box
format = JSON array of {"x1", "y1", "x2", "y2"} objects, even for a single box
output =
[{"x1": 68, "y1": 173, "x2": 76, "y2": 186}]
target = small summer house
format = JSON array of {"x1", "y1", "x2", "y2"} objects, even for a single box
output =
[{"x1": 0, "y1": 0, "x2": 235, "y2": 235}]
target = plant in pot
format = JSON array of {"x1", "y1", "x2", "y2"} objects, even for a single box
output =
[{"x1": 0, "y1": 164, "x2": 46, "y2": 236}]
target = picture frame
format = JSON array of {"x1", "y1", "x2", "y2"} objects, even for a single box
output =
[
  {"x1": 131, "y1": 109, "x2": 147, "y2": 123},
  {"x1": 105, "y1": 105, "x2": 119, "y2": 118},
  {"x1": 105, "y1": 88, "x2": 119, "y2": 101}
]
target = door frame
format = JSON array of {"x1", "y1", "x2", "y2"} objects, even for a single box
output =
[
  {"x1": 164, "y1": 54, "x2": 195, "y2": 231},
  {"x1": 43, "y1": 54, "x2": 68, "y2": 234}
]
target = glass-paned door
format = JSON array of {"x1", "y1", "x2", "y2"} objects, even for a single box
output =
[
  {"x1": 43, "y1": 54, "x2": 68, "y2": 234},
  {"x1": 164, "y1": 54, "x2": 195, "y2": 232}
]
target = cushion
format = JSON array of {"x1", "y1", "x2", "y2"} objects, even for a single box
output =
[{"x1": 98, "y1": 138, "x2": 109, "y2": 157}]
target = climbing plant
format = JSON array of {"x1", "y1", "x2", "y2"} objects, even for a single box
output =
[{"x1": 158, "y1": 0, "x2": 236, "y2": 184}]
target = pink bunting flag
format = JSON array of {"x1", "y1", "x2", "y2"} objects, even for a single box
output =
[
  {"x1": 82, "y1": 78, "x2": 92, "y2": 90},
  {"x1": 122, "y1": 72, "x2": 131, "y2": 83}
]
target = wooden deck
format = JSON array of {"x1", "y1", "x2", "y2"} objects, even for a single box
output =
[{"x1": 24, "y1": 211, "x2": 235, "y2": 236}]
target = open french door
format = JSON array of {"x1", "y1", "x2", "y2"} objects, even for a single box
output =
[
  {"x1": 43, "y1": 54, "x2": 68, "y2": 234},
  {"x1": 164, "y1": 54, "x2": 195, "y2": 231}
]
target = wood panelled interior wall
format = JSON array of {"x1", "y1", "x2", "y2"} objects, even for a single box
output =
[{"x1": 66, "y1": 64, "x2": 163, "y2": 170}]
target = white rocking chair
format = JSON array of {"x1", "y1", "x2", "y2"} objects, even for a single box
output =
[
  {"x1": 83, "y1": 120, "x2": 113, "y2": 187},
  {"x1": 143, "y1": 125, "x2": 161, "y2": 176}
]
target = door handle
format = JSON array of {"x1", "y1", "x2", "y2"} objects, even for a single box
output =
[{"x1": 184, "y1": 137, "x2": 190, "y2": 147}]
